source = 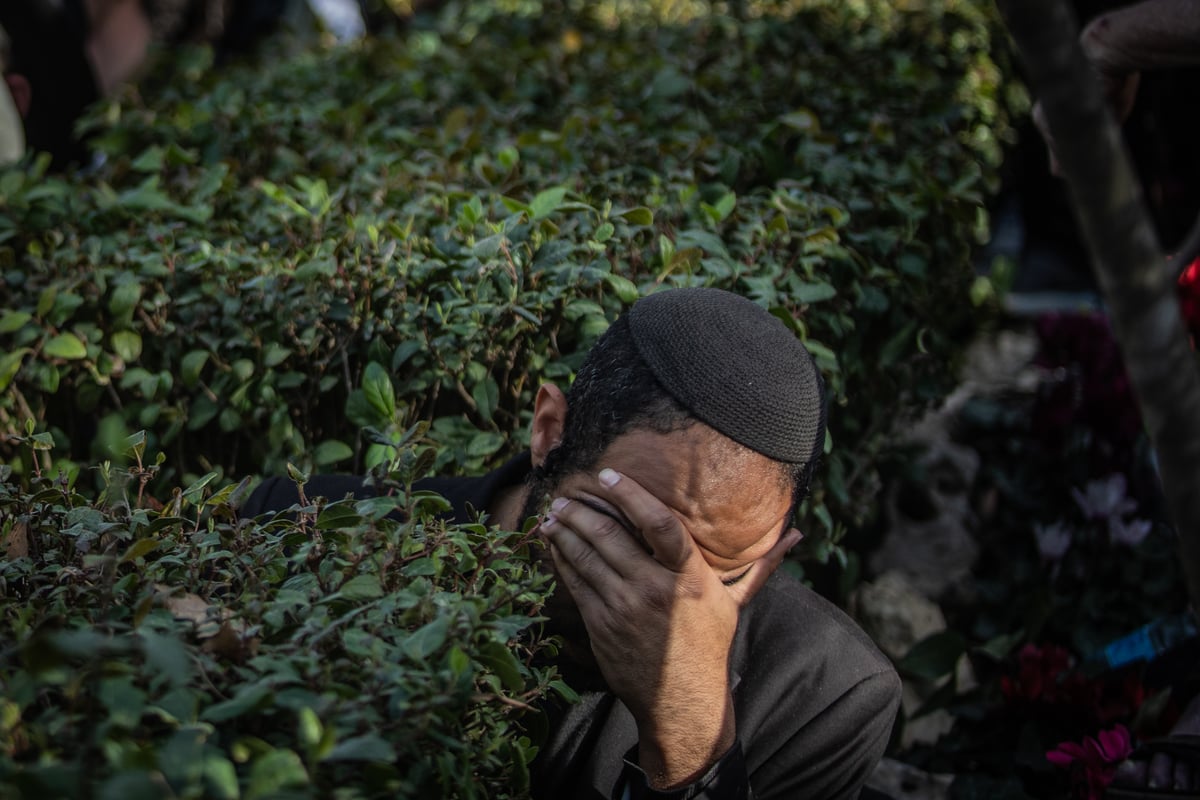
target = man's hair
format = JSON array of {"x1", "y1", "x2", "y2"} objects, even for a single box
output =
[{"x1": 530, "y1": 313, "x2": 823, "y2": 510}]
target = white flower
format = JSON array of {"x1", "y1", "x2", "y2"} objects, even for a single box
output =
[
  {"x1": 1108, "y1": 517, "x2": 1152, "y2": 547},
  {"x1": 1071, "y1": 474, "x2": 1137, "y2": 521},
  {"x1": 1034, "y1": 522, "x2": 1073, "y2": 561}
]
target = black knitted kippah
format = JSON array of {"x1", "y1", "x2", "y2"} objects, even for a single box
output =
[{"x1": 626, "y1": 288, "x2": 825, "y2": 464}]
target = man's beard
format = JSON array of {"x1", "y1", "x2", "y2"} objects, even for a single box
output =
[{"x1": 520, "y1": 477, "x2": 611, "y2": 694}]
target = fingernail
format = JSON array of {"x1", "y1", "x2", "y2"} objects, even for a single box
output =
[
  {"x1": 550, "y1": 497, "x2": 568, "y2": 512},
  {"x1": 599, "y1": 468, "x2": 620, "y2": 487},
  {"x1": 542, "y1": 513, "x2": 558, "y2": 529},
  {"x1": 787, "y1": 530, "x2": 805, "y2": 549}
]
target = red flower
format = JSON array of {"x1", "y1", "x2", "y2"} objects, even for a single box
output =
[
  {"x1": 1001, "y1": 643, "x2": 1092, "y2": 707},
  {"x1": 1176, "y1": 257, "x2": 1200, "y2": 343},
  {"x1": 1047, "y1": 724, "x2": 1134, "y2": 799}
]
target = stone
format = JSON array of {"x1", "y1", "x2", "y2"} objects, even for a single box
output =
[{"x1": 866, "y1": 758, "x2": 953, "y2": 800}]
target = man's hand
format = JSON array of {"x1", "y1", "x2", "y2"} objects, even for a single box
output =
[{"x1": 539, "y1": 468, "x2": 802, "y2": 790}]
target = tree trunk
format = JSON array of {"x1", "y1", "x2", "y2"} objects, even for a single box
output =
[{"x1": 993, "y1": 0, "x2": 1200, "y2": 621}]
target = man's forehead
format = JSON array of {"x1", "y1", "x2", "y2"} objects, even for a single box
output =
[{"x1": 584, "y1": 426, "x2": 792, "y2": 564}]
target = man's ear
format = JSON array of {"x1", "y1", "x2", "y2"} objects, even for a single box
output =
[
  {"x1": 530, "y1": 383, "x2": 567, "y2": 468},
  {"x1": 5, "y1": 74, "x2": 31, "y2": 118}
]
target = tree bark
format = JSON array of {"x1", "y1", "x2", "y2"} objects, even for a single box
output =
[{"x1": 994, "y1": 0, "x2": 1200, "y2": 621}]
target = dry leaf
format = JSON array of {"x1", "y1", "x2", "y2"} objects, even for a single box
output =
[
  {"x1": 154, "y1": 584, "x2": 257, "y2": 660},
  {"x1": 201, "y1": 621, "x2": 260, "y2": 662},
  {"x1": 3, "y1": 521, "x2": 28, "y2": 559},
  {"x1": 155, "y1": 584, "x2": 222, "y2": 638}
]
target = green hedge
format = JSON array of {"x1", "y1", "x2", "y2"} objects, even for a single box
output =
[
  {"x1": 0, "y1": 1, "x2": 1016, "y2": 540},
  {"x1": 0, "y1": 1, "x2": 1020, "y2": 795},
  {"x1": 0, "y1": 433, "x2": 560, "y2": 798}
]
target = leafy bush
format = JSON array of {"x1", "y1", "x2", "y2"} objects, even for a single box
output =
[
  {"x1": 0, "y1": 432, "x2": 560, "y2": 798},
  {"x1": 0, "y1": 1, "x2": 1022, "y2": 795},
  {"x1": 0, "y1": 0, "x2": 1019, "y2": 554}
]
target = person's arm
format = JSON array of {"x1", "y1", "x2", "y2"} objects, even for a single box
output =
[{"x1": 539, "y1": 468, "x2": 802, "y2": 792}]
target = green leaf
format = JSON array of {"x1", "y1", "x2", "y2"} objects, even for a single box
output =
[
  {"x1": 111, "y1": 331, "x2": 143, "y2": 362},
  {"x1": 0, "y1": 310, "x2": 31, "y2": 333},
  {"x1": 43, "y1": 332, "x2": 88, "y2": 360},
  {"x1": 202, "y1": 755, "x2": 239, "y2": 800},
  {"x1": 471, "y1": 375, "x2": 500, "y2": 421},
  {"x1": 139, "y1": 630, "x2": 192, "y2": 688},
  {"x1": 603, "y1": 273, "x2": 640, "y2": 304},
  {"x1": 362, "y1": 362, "x2": 395, "y2": 421},
  {"x1": 549, "y1": 679, "x2": 580, "y2": 704},
  {"x1": 321, "y1": 734, "x2": 395, "y2": 762},
  {"x1": 182, "y1": 471, "x2": 220, "y2": 504},
  {"x1": 346, "y1": 389, "x2": 385, "y2": 429},
  {"x1": 0, "y1": 348, "x2": 30, "y2": 392},
  {"x1": 297, "y1": 708, "x2": 323, "y2": 749},
  {"x1": 780, "y1": 108, "x2": 820, "y2": 132},
  {"x1": 477, "y1": 640, "x2": 524, "y2": 692},
  {"x1": 316, "y1": 502, "x2": 363, "y2": 530},
  {"x1": 792, "y1": 282, "x2": 838, "y2": 304},
  {"x1": 880, "y1": 320, "x2": 918, "y2": 368},
  {"x1": 314, "y1": 439, "x2": 354, "y2": 466},
  {"x1": 528, "y1": 186, "x2": 567, "y2": 221},
  {"x1": 246, "y1": 749, "x2": 308, "y2": 799},
  {"x1": 615, "y1": 206, "x2": 654, "y2": 226},
  {"x1": 202, "y1": 684, "x2": 272, "y2": 723},
  {"x1": 131, "y1": 146, "x2": 165, "y2": 172},
  {"x1": 98, "y1": 772, "x2": 161, "y2": 800},
  {"x1": 340, "y1": 574, "x2": 383, "y2": 601},
  {"x1": 403, "y1": 615, "x2": 450, "y2": 661},
  {"x1": 974, "y1": 630, "x2": 1026, "y2": 662},
  {"x1": 466, "y1": 431, "x2": 505, "y2": 458},
  {"x1": 896, "y1": 631, "x2": 967, "y2": 681},
  {"x1": 119, "y1": 538, "x2": 159, "y2": 563},
  {"x1": 109, "y1": 283, "x2": 142, "y2": 320},
  {"x1": 263, "y1": 343, "x2": 292, "y2": 368}
]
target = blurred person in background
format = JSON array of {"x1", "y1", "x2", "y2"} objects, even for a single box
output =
[{"x1": 0, "y1": 0, "x2": 295, "y2": 169}]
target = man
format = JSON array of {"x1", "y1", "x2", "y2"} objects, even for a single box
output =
[{"x1": 243, "y1": 288, "x2": 901, "y2": 799}]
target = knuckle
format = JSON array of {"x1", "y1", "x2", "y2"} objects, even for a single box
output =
[
  {"x1": 639, "y1": 581, "x2": 675, "y2": 613},
  {"x1": 646, "y1": 511, "x2": 677, "y2": 538},
  {"x1": 596, "y1": 516, "x2": 630, "y2": 541}
]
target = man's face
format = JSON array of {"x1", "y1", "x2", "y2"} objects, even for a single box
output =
[{"x1": 528, "y1": 424, "x2": 794, "y2": 690}]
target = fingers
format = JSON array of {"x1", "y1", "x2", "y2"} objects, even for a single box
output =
[
  {"x1": 593, "y1": 468, "x2": 693, "y2": 570},
  {"x1": 546, "y1": 533, "x2": 603, "y2": 610},
  {"x1": 542, "y1": 497, "x2": 652, "y2": 582},
  {"x1": 726, "y1": 528, "x2": 803, "y2": 607}
]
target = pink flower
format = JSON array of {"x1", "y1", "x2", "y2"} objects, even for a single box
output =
[
  {"x1": 1047, "y1": 724, "x2": 1134, "y2": 800},
  {"x1": 1034, "y1": 522, "x2": 1073, "y2": 561},
  {"x1": 1071, "y1": 474, "x2": 1136, "y2": 521},
  {"x1": 1108, "y1": 516, "x2": 1152, "y2": 547},
  {"x1": 1002, "y1": 643, "x2": 1090, "y2": 707}
]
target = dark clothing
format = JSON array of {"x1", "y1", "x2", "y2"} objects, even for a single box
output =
[{"x1": 241, "y1": 457, "x2": 901, "y2": 800}]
